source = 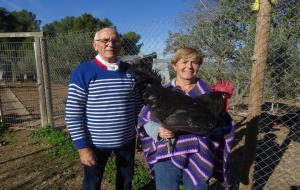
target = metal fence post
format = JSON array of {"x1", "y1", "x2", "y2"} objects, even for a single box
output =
[
  {"x1": 239, "y1": 0, "x2": 273, "y2": 189},
  {"x1": 40, "y1": 38, "x2": 54, "y2": 127},
  {"x1": 34, "y1": 37, "x2": 48, "y2": 127}
]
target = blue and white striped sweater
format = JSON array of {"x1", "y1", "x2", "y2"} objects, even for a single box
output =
[{"x1": 65, "y1": 60, "x2": 142, "y2": 149}]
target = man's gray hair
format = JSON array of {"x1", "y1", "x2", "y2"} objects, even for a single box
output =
[{"x1": 94, "y1": 27, "x2": 119, "y2": 40}]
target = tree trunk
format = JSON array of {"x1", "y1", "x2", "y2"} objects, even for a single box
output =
[{"x1": 239, "y1": 0, "x2": 273, "y2": 189}]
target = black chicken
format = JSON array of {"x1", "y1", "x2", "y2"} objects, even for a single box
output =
[{"x1": 130, "y1": 61, "x2": 233, "y2": 136}]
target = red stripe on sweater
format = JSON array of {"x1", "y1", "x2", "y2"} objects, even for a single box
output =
[{"x1": 93, "y1": 58, "x2": 108, "y2": 70}]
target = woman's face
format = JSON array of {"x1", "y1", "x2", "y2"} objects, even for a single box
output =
[{"x1": 172, "y1": 55, "x2": 201, "y2": 81}]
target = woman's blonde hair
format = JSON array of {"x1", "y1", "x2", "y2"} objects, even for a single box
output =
[{"x1": 171, "y1": 47, "x2": 203, "y2": 65}]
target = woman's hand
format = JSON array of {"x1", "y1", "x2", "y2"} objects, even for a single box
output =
[{"x1": 159, "y1": 126, "x2": 174, "y2": 139}]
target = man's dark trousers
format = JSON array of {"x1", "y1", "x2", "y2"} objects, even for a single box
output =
[{"x1": 82, "y1": 140, "x2": 136, "y2": 190}]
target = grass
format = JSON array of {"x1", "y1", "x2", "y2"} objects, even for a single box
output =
[
  {"x1": 30, "y1": 124, "x2": 78, "y2": 161},
  {"x1": 0, "y1": 122, "x2": 15, "y2": 144},
  {"x1": 0, "y1": 122, "x2": 4, "y2": 129},
  {"x1": 132, "y1": 164, "x2": 154, "y2": 190},
  {"x1": 104, "y1": 156, "x2": 153, "y2": 190},
  {"x1": 30, "y1": 125, "x2": 153, "y2": 189}
]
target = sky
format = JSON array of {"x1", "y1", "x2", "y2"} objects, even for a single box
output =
[
  {"x1": 0, "y1": 0, "x2": 200, "y2": 57},
  {"x1": 0, "y1": 0, "x2": 192, "y2": 26}
]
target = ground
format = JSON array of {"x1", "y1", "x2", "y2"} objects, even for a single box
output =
[
  {"x1": 0, "y1": 125, "x2": 148, "y2": 190},
  {"x1": 0, "y1": 82, "x2": 299, "y2": 189},
  {"x1": 0, "y1": 128, "x2": 83, "y2": 189},
  {"x1": 0, "y1": 82, "x2": 149, "y2": 190}
]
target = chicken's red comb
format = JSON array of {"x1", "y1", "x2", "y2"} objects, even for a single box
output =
[{"x1": 210, "y1": 80, "x2": 234, "y2": 98}]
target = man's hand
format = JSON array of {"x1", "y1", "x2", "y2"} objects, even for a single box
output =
[
  {"x1": 159, "y1": 126, "x2": 174, "y2": 139},
  {"x1": 78, "y1": 147, "x2": 97, "y2": 166}
]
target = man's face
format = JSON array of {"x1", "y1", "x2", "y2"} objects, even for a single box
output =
[
  {"x1": 93, "y1": 28, "x2": 121, "y2": 63},
  {"x1": 172, "y1": 55, "x2": 201, "y2": 81}
]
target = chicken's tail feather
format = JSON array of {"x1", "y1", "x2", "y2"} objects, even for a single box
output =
[{"x1": 130, "y1": 59, "x2": 162, "y2": 86}]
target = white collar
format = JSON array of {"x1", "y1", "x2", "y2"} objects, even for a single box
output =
[
  {"x1": 96, "y1": 55, "x2": 120, "y2": 71},
  {"x1": 170, "y1": 78, "x2": 177, "y2": 87}
]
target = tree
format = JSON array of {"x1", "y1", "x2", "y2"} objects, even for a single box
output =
[
  {"x1": 42, "y1": 13, "x2": 113, "y2": 35},
  {"x1": 266, "y1": 0, "x2": 300, "y2": 98},
  {"x1": 42, "y1": 13, "x2": 143, "y2": 55},
  {"x1": 43, "y1": 14, "x2": 143, "y2": 82},
  {"x1": 165, "y1": 0, "x2": 255, "y2": 64},
  {"x1": 120, "y1": 32, "x2": 142, "y2": 55},
  {"x1": 46, "y1": 30, "x2": 144, "y2": 83},
  {"x1": 46, "y1": 31, "x2": 96, "y2": 83},
  {"x1": 14, "y1": 42, "x2": 36, "y2": 80},
  {"x1": 0, "y1": 7, "x2": 41, "y2": 32},
  {"x1": 164, "y1": 0, "x2": 300, "y2": 99},
  {"x1": 0, "y1": 10, "x2": 143, "y2": 82},
  {"x1": 0, "y1": 7, "x2": 17, "y2": 32},
  {"x1": 0, "y1": 8, "x2": 41, "y2": 81},
  {"x1": 0, "y1": 7, "x2": 41, "y2": 42},
  {"x1": 0, "y1": 7, "x2": 41, "y2": 33},
  {"x1": 164, "y1": 0, "x2": 256, "y2": 99},
  {"x1": 11, "y1": 9, "x2": 41, "y2": 32}
]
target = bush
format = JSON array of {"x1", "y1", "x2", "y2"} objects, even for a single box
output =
[
  {"x1": 104, "y1": 156, "x2": 153, "y2": 190},
  {"x1": 30, "y1": 125, "x2": 77, "y2": 160},
  {"x1": 31, "y1": 125, "x2": 153, "y2": 188}
]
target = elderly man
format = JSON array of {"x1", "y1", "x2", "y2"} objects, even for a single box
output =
[{"x1": 65, "y1": 27, "x2": 141, "y2": 190}]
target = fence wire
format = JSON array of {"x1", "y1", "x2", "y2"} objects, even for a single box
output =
[
  {"x1": 0, "y1": 41, "x2": 41, "y2": 127},
  {"x1": 0, "y1": 0, "x2": 299, "y2": 189}
]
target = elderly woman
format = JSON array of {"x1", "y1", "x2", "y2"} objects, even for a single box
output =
[{"x1": 137, "y1": 47, "x2": 235, "y2": 190}]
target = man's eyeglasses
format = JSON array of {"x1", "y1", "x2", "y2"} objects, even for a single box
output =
[{"x1": 95, "y1": 38, "x2": 121, "y2": 45}]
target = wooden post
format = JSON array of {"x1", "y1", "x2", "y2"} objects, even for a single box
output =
[
  {"x1": 0, "y1": 95, "x2": 3, "y2": 123},
  {"x1": 0, "y1": 32, "x2": 45, "y2": 126},
  {"x1": 34, "y1": 37, "x2": 48, "y2": 127},
  {"x1": 40, "y1": 38, "x2": 54, "y2": 127},
  {"x1": 239, "y1": 0, "x2": 272, "y2": 189}
]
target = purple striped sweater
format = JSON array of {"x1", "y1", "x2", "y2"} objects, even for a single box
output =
[{"x1": 137, "y1": 79, "x2": 235, "y2": 187}]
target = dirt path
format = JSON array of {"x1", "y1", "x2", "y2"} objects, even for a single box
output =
[
  {"x1": 0, "y1": 128, "x2": 83, "y2": 190},
  {"x1": 0, "y1": 83, "x2": 37, "y2": 128},
  {"x1": 1, "y1": 82, "x2": 298, "y2": 189},
  {"x1": 0, "y1": 127, "x2": 148, "y2": 190},
  {"x1": 0, "y1": 82, "x2": 147, "y2": 190}
]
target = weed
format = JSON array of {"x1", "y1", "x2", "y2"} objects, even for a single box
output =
[
  {"x1": 30, "y1": 125, "x2": 77, "y2": 161},
  {"x1": 0, "y1": 122, "x2": 4, "y2": 129},
  {"x1": 103, "y1": 155, "x2": 153, "y2": 190},
  {"x1": 0, "y1": 128, "x2": 14, "y2": 144},
  {"x1": 103, "y1": 156, "x2": 116, "y2": 187},
  {"x1": 132, "y1": 164, "x2": 153, "y2": 190},
  {"x1": 0, "y1": 122, "x2": 6, "y2": 134},
  {"x1": 179, "y1": 184, "x2": 184, "y2": 190},
  {"x1": 30, "y1": 125, "x2": 153, "y2": 189}
]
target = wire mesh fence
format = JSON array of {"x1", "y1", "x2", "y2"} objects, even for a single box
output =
[
  {"x1": 0, "y1": 41, "x2": 41, "y2": 128},
  {"x1": 0, "y1": 0, "x2": 299, "y2": 189}
]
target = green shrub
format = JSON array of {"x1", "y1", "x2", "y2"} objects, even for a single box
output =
[
  {"x1": 30, "y1": 125, "x2": 77, "y2": 161},
  {"x1": 0, "y1": 126, "x2": 14, "y2": 144},
  {"x1": 103, "y1": 156, "x2": 153, "y2": 190},
  {"x1": 132, "y1": 164, "x2": 153, "y2": 190},
  {"x1": 0, "y1": 122, "x2": 4, "y2": 129},
  {"x1": 31, "y1": 125, "x2": 153, "y2": 188},
  {"x1": 103, "y1": 156, "x2": 116, "y2": 187}
]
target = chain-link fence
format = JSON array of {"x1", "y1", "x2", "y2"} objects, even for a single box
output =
[
  {"x1": 0, "y1": 40, "x2": 41, "y2": 128},
  {"x1": 0, "y1": 0, "x2": 299, "y2": 189}
]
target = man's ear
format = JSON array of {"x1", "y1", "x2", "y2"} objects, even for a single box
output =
[{"x1": 93, "y1": 41, "x2": 98, "y2": 51}]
